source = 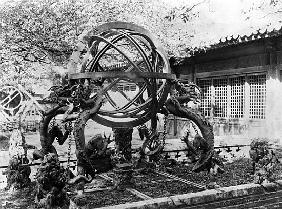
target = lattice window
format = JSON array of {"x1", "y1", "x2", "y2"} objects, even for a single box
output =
[
  {"x1": 197, "y1": 73, "x2": 266, "y2": 120},
  {"x1": 213, "y1": 78, "x2": 228, "y2": 117},
  {"x1": 230, "y1": 76, "x2": 245, "y2": 118},
  {"x1": 197, "y1": 79, "x2": 212, "y2": 117},
  {"x1": 130, "y1": 84, "x2": 137, "y2": 91},
  {"x1": 249, "y1": 74, "x2": 266, "y2": 119}
]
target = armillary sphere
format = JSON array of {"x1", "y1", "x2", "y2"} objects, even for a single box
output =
[
  {"x1": 69, "y1": 22, "x2": 175, "y2": 128},
  {"x1": 0, "y1": 86, "x2": 23, "y2": 111}
]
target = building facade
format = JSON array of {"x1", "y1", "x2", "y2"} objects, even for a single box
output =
[{"x1": 170, "y1": 28, "x2": 282, "y2": 144}]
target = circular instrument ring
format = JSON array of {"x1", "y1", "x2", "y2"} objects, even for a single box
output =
[
  {"x1": 68, "y1": 22, "x2": 172, "y2": 128},
  {"x1": 0, "y1": 86, "x2": 23, "y2": 111}
]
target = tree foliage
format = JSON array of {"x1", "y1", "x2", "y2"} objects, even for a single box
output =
[
  {"x1": 0, "y1": 0, "x2": 207, "y2": 90},
  {"x1": 242, "y1": 0, "x2": 282, "y2": 25}
]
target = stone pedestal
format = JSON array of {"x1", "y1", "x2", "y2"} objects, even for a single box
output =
[
  {"x1": 112, "y1": 127, "x2": 133, "y2": 189},
  {"x1": 113, "y1": 163, "x2": 133, "y2": 190},
  {"x1": 113, "y1": 127, "x2": 133, "y2": 162}
]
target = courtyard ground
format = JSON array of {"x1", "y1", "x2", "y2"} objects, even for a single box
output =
[{"x1": 0, "y1": 121, "x2": 252, "y2": 190}]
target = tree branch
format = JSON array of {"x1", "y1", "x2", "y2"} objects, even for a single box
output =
[
  {"x1": 260, "y1": 9, "x2": 282, "y2": 18},
  {"x1": 184, "y1": 0, "x2": 207, "y2": 13}
]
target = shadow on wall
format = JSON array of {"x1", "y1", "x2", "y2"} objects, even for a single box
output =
[
  {"x1": 167, "y1": 117, "x2": 250, "y2": 139},
  {"x1": 213, "y1": 118, "x2": 248, "y2": 136}
]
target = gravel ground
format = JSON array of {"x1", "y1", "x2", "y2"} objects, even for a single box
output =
[
  {"x1": 133, "y1": 174, "x2": 203, "y2": 198},
  {"x1": 1, "y1": 127, "x2": 281, "y2": 208},
  {"x1": 1, "y1": 157, "x2": 282, "y2": 208},
  {"x1": 71, "y1": 189, "x2": 142, "y2": 209},
  {"x1": 164, "y1": 158, "x2": 282, "y2": 187}
]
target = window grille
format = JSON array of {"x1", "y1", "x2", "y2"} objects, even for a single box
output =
[
  {"x1": 117, "y1": 85, "x2": 123, "y2": 91},
  {"x1": 130, "y1": 84, "x2": 137, "y2": 91},
  {"x1": 249, "y1": 74, "x2": 266, "y2": 119},
  {"x1": 196, "y1": 73, "x2": 266, "y2": 120},
  {"x1": 124, "y1": 85, "x2": 130, "y2": 91},
  {"x1": 213, "y1": 78, "x2": 228, "y2": 117},
  {"x1": 230, "y1": 76, "x2": 245, "y2": 118},
  {"x1": 197, "y1": 79, "x2": 212, "y2": 117}
]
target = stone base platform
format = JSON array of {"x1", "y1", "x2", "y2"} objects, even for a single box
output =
[{"x1": 99, "y1": 180, "x2": 282, "y2": 209}]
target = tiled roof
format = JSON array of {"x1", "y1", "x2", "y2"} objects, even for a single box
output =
[{"x1": 190, "y1": 26, "x2": 282, "y2": 56}]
